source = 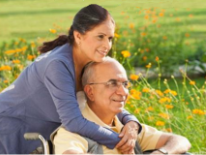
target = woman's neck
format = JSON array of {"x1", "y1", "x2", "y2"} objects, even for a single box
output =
[{"x1": 72, "y1": 45, "x2": 91, "y2": 92}]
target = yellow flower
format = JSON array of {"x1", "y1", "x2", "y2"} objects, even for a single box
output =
[
  {"x1": 148, "y1": 116, "x2": 154, "y2": 121},
  {"x1": 49, "y1": 29, "x2": 56, "y2": 34},
  {"x1": 190, "y1": 81, "x2": 195, "y2": 85},
  {"x1": 165, "y1": 104, "x2": 174, "y2": 109},
  {"x1": 146, "y1": 63, "x2": 152, "y2": 68},
  {"x1": 156, "y1": 121, "x2": 165, "y2": 126},
  {"x1": 159, "y1": 113, "x2": 170, "y2": 119},
  {"x1": 12, "y1": 60, "x2": 20, "y2": 64},
  {"x1": 121, "y1": 50, "x2": 131, "y2": 58},
  {"x1": 145, "y1": 106, "x2": 154, "y2": 112},
  {"x1": 187, "y1": 115, "x2": 193, "y2": 120},
  {"x1": 130, "y1": 74, "x2": 139, "y2": 81},
  {"x1": 142, "y1": 88, "x2": 150, "y2": 93},
  {"x1": 134, "y1": 108, "x2": 140, "y2": 114},
  {"x1": 129, "y1": 23, "x2": 135, "y2": 29},
  {"x1": 131, "y1": 91, "x2": 142, "y2": 100},
  {"x1": 31, "y1": 42, "x2": 36, "y2": 48},
  {"x1": 5, "y1": 50, "x2": 16, "y2": 55},
  {"x1": 114, "y1": 33, "x2": 120, "y2": 38}
]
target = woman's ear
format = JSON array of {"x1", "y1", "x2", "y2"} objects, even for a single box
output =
[
  {"x1": 73, "y1": 31, "x2": 82, "y2": 45},
  {"x1": 84, "y1": 85, "x2": 95, "y2": 102}
]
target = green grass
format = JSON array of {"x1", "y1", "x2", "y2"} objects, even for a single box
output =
[{"x1": 0, "y1": 0, "x2": 206, "y2": 43}]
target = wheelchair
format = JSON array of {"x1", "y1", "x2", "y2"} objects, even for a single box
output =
[{"x1": 24, "y1": 132, "x2": 193, "y2": 155}]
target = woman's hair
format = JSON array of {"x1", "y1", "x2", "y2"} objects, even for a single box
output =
[{"x1": 38, "y1": 4, "x2": 114, "y2": 53}]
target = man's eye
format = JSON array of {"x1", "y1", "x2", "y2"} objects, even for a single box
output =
[
  {"x1": 123, "y1": 81, "x2": 129, "y2": 88},
  {"x1": 108, "y1": 80, "x2": 118, "y2": 87}
]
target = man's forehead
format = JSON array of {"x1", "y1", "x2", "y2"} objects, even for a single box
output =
[{"x1": 94, "y1": 62, "x2": 127, "y2": 80}]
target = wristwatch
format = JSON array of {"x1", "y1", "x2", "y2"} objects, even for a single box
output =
[{"x1": 157, "y1": 148, "x2": 168, "y2": 154}]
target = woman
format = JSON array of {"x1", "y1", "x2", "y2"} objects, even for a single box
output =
[{"x1": 0, "y1": 4, "x2": 141, "y2": 154}]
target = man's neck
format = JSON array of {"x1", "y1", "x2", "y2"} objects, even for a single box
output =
[{"x1": 87, "y1": 103, "x2": 116, "y2": 126}]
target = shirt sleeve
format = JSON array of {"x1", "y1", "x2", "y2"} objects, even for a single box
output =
[
  {"x1": 44, "y1": 60, "x2": 120, "y2": 149},
  {"x1": 117, "y1": 109, "x2": 142, "y2": 133},
  {"x1": 137, "y1": 124, "x2": 162, "y2": 152},
  {"x1": 53, "y1": 127, "x2": 88, "y2": 154}
]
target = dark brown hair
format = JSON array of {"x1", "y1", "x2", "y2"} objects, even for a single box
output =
[{"x1": 38, "y1": 4, "x2": 113, "y2": 53}]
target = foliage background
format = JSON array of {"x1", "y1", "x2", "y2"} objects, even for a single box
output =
[{"x1": 0, "y1": 0, "x2": 206, "y2": 153}]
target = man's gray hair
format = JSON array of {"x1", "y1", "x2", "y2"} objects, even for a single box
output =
[{"x1": 81, "y1": 56, "x2": 124, "y2": 87}]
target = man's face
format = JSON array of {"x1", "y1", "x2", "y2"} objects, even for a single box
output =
[{"x1": 86, "y1": 62, "x2": 128, "y2": 115}]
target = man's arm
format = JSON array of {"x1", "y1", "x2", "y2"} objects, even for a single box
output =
[{"x1": 151, "y1": 133, "x2": 191, "y2": 154}]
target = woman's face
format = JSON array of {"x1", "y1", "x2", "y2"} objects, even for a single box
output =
[{"x1": 77, "y1": 16, "x2": 115, "y2": 62}]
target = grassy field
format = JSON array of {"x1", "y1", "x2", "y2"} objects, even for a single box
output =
[
  {"x1": 1, "y1": 0, "x2": 206, "y2": 153},
  {"x1": 0, "y1": 0, "x2": 206, "y2": 43}
]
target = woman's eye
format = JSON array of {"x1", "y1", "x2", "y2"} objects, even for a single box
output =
[
  {"x1": 98, "y1": 35, "x2": 104, "y2": 39},
  {"x1": 109, "y1": 37, "x2": 113, "y2": 42}
]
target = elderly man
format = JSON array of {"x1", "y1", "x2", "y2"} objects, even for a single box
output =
[{"x1": 52, "y1": 57, "x2": 191, "y2": 154}]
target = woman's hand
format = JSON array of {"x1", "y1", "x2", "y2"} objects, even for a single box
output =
[{"x1": 115, "y1": 121, "x2": 139, "y2": 154}]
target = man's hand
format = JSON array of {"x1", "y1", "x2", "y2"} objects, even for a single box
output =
[{"x1": 115, "y1": 121, "x2": 139, "y2": 154}]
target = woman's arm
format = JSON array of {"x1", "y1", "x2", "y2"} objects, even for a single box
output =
[{"x1": 44, "y1": 60, "x2": 120, "y2": 149}]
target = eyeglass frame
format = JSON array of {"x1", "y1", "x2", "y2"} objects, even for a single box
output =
[{"x1": 87, "y1": 79, "x2": 129, "y2": 90}]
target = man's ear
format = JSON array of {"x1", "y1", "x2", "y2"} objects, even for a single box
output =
[
  {"x1": 84, "y1": 85, "x2": 95, "y2": 101},
  {"x1": 73, "y1": 30, "x2": 82, "y2": 45}
]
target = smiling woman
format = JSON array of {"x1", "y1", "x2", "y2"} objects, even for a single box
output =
[{"x1": 0, "y1": 4, "x2": 141, "y2": 154}]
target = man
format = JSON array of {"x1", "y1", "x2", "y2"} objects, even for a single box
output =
[{"x1": 52, "y1": 57, "x2": 191, "y2": 154}]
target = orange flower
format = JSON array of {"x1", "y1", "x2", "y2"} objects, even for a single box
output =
[
  {"x1": 190, "y1": 81, "x2": 195, "y2": 85},
  {"x1": 143, "y1": 56, "x2": 147, "y2": 61},
  {"x1": 162, "y1": 36, "x2": 167, "y2": 40},
  {"x1": 166, "y1": 128, "x2": 172, "y2": 132},
  {"x1": 141, "y1": 32, "x2": 147, "y2": 36},
  {"x1": 156, "y1": 121, "x2": 165, "y2": 126},
  {"x1": 145, "y1": 106, "x2": 154, "y2": 112},
  {"x1": 189, "y1": 14, "x2": 193, "y2": 18},
  {"x1": 159, "y1": 97, "x2": 171, "y2": 104},
  {"x1": 155, "y1": 56, "x2": 159, "y2": 61},
  {"x1": 121, "y1": 50, "x2": 131, "y2": 58},
  {"x1": 192, "y1": 109, "x2": 205, "y2": 115},
  {"x1": 130, "y1": 74, "x2": 139, "y2": 81},
  {"x1": 159, "y1": 12, "x2": 164, "y2": 17},
  {"x1": 165, "y1": 104, "x2": 174, "y2": 109},
  {"x1": 185, "y1": 33, "x2": 190, "y2": 37},
  {"x1": 12, "y1": 60, "x2": 20, "y2": 64},
  {"x1": 155, "y1": 89, "x2": 164, "y2": 96},
  {"x1": 142, "y1": 88, "x2": 150, "y2": 93},
  {"x1": 0, "y1": 65, "x2": 12, "y2": 71},
  {"x1": 27, "y1": 55, "x2": 36, "y2": 61}
]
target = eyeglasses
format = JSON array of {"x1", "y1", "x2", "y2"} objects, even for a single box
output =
[{"x1": 87, "y1": 79, "x2": 129, "y2": 90}]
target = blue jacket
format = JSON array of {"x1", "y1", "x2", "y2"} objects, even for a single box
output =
[{"x1": 0, "y1": 43, "x2": 140, "y2": 153}]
